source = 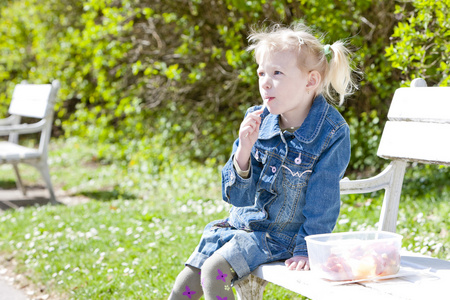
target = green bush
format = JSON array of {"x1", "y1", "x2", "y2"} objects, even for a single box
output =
[
  {"x1": 0, "y1": 0, "x2": 449, "y2": 174},
  {"x1": 386, "y1": 0, "x2": 450, "y2": 87}
]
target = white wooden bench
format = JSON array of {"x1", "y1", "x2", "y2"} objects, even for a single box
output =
[
  {"x1": 234, "y1": 78, "x2": 450, "y2": 299},
  {"x1": 0, "y1": 80, "x2": 60, "y2": 204}
]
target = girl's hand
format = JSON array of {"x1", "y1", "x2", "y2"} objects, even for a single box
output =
[
  {"x1": 238, "y1": 107, "x2": 265, "y2": 149},
  {"x1": 285, "y1": 256, "x2": 310, "y2": 271},
  {"x1": 234, "y1": 107, "x2": 264, "y2": 171}
]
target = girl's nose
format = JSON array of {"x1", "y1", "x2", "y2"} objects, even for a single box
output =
[{"x1": 261, "y1": 77, "x2": 272, "y2": 90}]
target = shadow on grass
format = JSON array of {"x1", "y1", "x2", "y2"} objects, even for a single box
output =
[
  {"x1": 77, "y1": 189, "x2": 137, "y2": 201},
  {"x1": 0, "y1": 185, "x2": 56, "y2": 210},
  {"x1": 0, "y1": 198, "x2": 53, "y2": 210},
  {"x1": 0, "y1": 179, "x2": 18, "y2": 189}
]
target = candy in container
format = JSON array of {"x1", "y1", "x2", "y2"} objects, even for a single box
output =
[{"x1": 305, "y1": 231, "x2": 402, "y2": 281}]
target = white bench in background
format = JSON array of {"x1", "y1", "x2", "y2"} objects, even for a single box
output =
[
  {"x1": 0, "y1": 80, "x2": 60, "y2": 204},
  {"x1": 234, "y1": 78, "x2": 450, "y2": 300}
]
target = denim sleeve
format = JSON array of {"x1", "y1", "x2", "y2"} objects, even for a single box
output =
[
  {"x1": 221, "y1": 107, "x2": 261, "y2": 207},
  {"x1": 221, "y1": 138, "x2": 257, "y2": 207},
  {"x1": 293, "y1": 124, "x2": 351, "y2": 257}
]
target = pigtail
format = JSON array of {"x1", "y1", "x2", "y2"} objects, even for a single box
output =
[{"x1": 322, "y1": 41, "x2": 358, "y2": 105}]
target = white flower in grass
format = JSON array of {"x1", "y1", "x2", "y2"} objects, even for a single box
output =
[{"x1": 86, "y1": 228, "x2": 98, "y2": 239}]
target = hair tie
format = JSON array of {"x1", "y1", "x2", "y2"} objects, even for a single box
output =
[{"x1": 323, "y1": 44, "x2": 332, "y2": 63}]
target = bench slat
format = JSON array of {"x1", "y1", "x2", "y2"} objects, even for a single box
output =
[
  {"x1": 388, "y1": 87, "x2": 450, "y2": 123},
  {"x1": 249, "y1": 252, "x2": 450, "y2": 300},
  {"x1": 377, "y1": 121, "x2": 450, "y2": 165},
  {"x1": 251, "y1": 262, "x2": 393, "y2": 300}
]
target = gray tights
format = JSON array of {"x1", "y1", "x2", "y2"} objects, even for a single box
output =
[{"x1": 169, "y1": 253, "x2": 236, "y2": 300}]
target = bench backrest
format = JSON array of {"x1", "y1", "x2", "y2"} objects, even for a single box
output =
[
  {"x1": 8, "y1": 84, "x2": 55, "y2": 119},
  {"x1": 5, "y1": 81, "x2": 60, "y2": 149},
  {"x1": 377, "y1": 84, "x2": 450, "y2": 166},
  {"x1": 340, "y1": 79, "x2": 450, "y2": 233}
]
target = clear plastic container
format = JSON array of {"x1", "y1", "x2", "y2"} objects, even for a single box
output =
[{"x1": 305, "y1": 231, "x2": 402, "y2": 281}]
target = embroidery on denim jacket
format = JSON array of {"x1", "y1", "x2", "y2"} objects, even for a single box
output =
[{"x1": 282, "y1": 165, "x2": 312, "y2": 178}]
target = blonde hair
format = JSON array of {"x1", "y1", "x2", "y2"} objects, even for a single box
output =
[{"x1": 247, "y1": 23, "x2": 358, "y2": 105}]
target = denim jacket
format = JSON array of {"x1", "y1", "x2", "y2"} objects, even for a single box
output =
[{"x1": 221, "y1": 95, "x2": 351, "y2": 257}]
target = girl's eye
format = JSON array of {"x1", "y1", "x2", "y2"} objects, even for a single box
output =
[
  {"x1": 274, "y1": 71, "x2": 282, "y2": 75},
  {"x1": 258, "y1": 71, "x2": 265, "y2": 77}
]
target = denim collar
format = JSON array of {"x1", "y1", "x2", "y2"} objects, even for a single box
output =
[{"x1": 259, "y1": 94, "x2": 329, "y2": 143}]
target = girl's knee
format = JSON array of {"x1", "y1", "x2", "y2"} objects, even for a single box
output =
[
  {"x1": 200, "y1": 253, "x2": 236, "y2": 299},
  {"x1": 169, "y1": 265, "x2": 203, "y2": 300},
  {"x1": 201, "y1": 253, "x2": 236, "y2": 283}
]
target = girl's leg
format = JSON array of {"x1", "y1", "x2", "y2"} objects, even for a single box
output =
[
  {"x1": 169, "y1": 265, "x2": 203, "y2": 300},
  {"x1": 201, "y1": 252, "x2": 236, "y2": 300}
]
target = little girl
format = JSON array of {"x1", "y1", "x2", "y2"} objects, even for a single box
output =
[{"x1": 169, "y1": 23, "x2": 357, "y2": 300}]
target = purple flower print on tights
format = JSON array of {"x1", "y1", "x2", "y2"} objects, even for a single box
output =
[
  {"x1": 182, "y1": 286, "x2": 196, "y2": 299},
  {"x1": 216, "y1": 269, "x2": 227, "y2": 282}
]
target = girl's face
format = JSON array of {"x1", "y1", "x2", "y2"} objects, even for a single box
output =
[{"x1": 257, "y1": 49, "x2": 314, "y2": 128}]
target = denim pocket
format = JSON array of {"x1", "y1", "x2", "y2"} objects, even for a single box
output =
[{"x1": 281, "y1": 150, "x2": 315, "y2": 189}]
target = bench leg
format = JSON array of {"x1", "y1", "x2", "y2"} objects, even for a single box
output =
[
  {"x1": 235, "y1": 274, "x2": 268, "y2": 300},
  {"x1": 30, "y1": 160, "x2": 58, "y2": 205},
  {"x1": 12, "y1": 163, "x2": 27, "y2": 196},
  {"x1": 38, "y1": 162, "x2": 57, "y2": 205}
]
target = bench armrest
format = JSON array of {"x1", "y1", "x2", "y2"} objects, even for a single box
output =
[
  {"x1": 0, "y1": 115, "x2": 19, "y2": 126},
  {"x1": 0, "y1": 119, "x2": 47, "y2": 136},
  {"x1": 340, "y1": 162, "x2": 395, "y2": 194}
]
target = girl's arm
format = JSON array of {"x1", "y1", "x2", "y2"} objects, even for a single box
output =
[
  {"x1": 221, "y1": 106, "x2": 264, "y2": 207},
  {"x1": 234, "y1": 107, "x2": 264, "y2": 170}
]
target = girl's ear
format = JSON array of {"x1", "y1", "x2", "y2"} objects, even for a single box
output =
[{"x1": 306, "y1": 70, "x2": 321, "y2": 90}]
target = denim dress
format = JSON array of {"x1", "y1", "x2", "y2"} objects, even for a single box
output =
[{"x1": 186, "y1": 95, "x2": 351, "y2": 280}]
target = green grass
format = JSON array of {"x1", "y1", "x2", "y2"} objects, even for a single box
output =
[{"x1": 0, "y1": 137, "x2": 448, "y2": 299}]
